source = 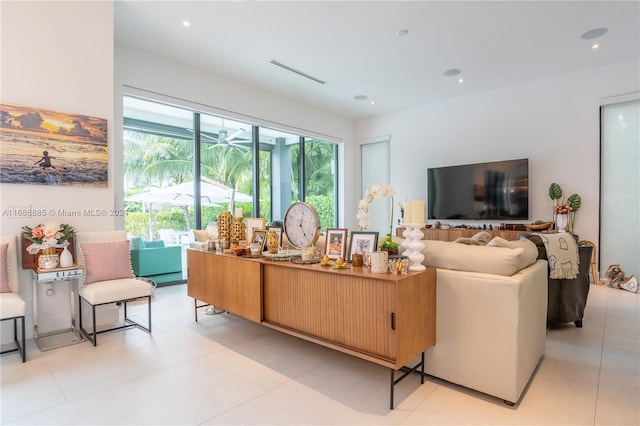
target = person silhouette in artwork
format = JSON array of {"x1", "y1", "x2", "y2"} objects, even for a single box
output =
[{"x1": 35, "y1": 151, "x2": 55, "y2": 169}]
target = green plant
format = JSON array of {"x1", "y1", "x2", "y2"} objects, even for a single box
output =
[
  {"x1": 567, "y1": 193, "x2": 581, "y2": 212},
  {"x1": 380, "y1": 234, "x2": 399, "y2": 250},
  {"x1": 548, "y1": 182, "x2": 563, "y2": 202}
]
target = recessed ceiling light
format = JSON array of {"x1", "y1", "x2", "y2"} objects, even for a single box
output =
[
  {"x1": 182, "y1": 20, "x2": 191, "y2": 28},
  {"x1": 444, "y1": 68, "x2": 461, "y2": 77},
  {"x1": 370, "y1": 100, "x2": 376, "y2": 105},
  {"x1": 354, "y1": 95, "x2": 368, "y2": 101},
  {"x1": 581, "y1": 28, "x2": 608, "y2": 40},
  {"x1": 458, "y1": 78, "x2": 465, "y2": 84},
  {"x1": 592, "y1": 43, "x2": 601, "y2": 50},
  {"x1": 397, "y1": 29, "x2": 409, "y2": 36}
]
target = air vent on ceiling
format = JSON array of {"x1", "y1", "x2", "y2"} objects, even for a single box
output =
[{"x1": 270, "y1": 60, "x2": 326, "y2": 85}]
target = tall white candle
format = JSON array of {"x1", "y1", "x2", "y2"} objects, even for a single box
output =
[{"x1": 235, "y1": 207, "x2": 242, "y2": 218}]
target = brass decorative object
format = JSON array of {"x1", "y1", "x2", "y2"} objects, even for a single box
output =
[
  {"x1": 267, "y1": 230, "x2": 279, "y2": 254},
  {"x1": 218, "y1": 211, "x2": 232, "y2": 244},
  {"x1": 231, "y1": 217, "x2": 245, "y2": 245}
]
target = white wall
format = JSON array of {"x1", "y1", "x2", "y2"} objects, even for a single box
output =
[
  {"x1": 114, "y1": 44, "x2": 357, "y2": 231},
  {"x1": 357, "y1": 60, "x2": 640, "y2": 258},
  {"x1": 1, "y1": 1, "x2": 114, "y2": 340}
]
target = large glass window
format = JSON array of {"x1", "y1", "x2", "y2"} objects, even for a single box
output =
[{"x1": 123, "y1": 95, "x2": 338, "y2": 244}]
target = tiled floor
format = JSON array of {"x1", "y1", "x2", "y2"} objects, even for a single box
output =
[{"x1": 1, "y1": 283, "x2": 638, "y2": 425}]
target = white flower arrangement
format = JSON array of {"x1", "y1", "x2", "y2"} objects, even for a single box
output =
[
  {"x1": 357, "y1": 184, "x2": 399, "y2": 250},
  {"x1": 357, "y1": 184, "x2": 395, "y2": 230}
]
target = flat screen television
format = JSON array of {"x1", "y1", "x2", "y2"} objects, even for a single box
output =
[{"x1": 427, "y1": 158, "x2": 529, "y2": 220}]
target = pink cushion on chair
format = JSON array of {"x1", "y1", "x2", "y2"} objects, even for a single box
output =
[
  {"x1": 80, "y1": 240, "x2": 134, "y2": 284},
  {"x1": 1, "y1": 243, "x2": 10, "y2": 293}
]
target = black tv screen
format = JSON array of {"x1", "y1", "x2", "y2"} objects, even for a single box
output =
[{"x1": 427, "y1": 159, "x2": 529, "y2": 220}]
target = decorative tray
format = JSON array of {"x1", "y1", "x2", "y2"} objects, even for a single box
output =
[
  {"x1": 241, "y1": 254, "x2": 264, "y2": 258},
  {"x1": 331, "y1": 264, "x2": 350, "y2": 270},
  {"x1": 263, "y1": 252, "x2": 301, "y2": 261},
  {"x1": 525, "y1": 222, "x2": 553, "y2": 231},
  {"x1": 290, "y1": 258, "x2": 320, "y2": 264}
]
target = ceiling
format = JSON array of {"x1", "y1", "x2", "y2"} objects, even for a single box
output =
[{"x1": 115, "y1": 1, "x2": 640, "y2": 120}]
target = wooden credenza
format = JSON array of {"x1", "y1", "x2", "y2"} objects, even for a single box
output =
[{"x1": 187, "y1": 250, "x2": 436, "y2": 370}]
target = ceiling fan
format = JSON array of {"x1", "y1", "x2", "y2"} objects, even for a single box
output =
[{"x1": 199, "y1": 128, "x2": 250, "y2": 149}]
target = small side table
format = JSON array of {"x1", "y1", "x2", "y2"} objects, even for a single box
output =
[{"x1": 31, "y1": 266, "x2": 85, "y2": 351}]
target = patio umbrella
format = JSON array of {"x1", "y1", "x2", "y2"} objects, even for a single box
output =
[
  {"x1": 125, "y1": 178, "x2": 251, "y2": 237},
  {"x1": 125, "y1": 178, "x2": 251, "y2": 207}
]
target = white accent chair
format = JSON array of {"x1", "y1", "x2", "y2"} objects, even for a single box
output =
[
  {"x1": 1, "y1": 234, "x2": 26, "y2": 362},
  {"x1": 75, "y1": 231, "x2": 153, "y2": 346}
]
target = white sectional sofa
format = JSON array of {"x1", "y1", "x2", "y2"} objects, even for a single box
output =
[{"x1": 408, "y1": 238, "x2": 548, "y2": 405}]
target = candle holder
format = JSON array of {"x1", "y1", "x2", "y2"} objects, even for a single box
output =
[{"x1": 401, "y1": 223, "x2": 426, "y2": 271}]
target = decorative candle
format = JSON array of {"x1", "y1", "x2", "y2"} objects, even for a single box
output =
[
  {"x1": 404, "y1": 201, "x2": 413, "y2": 223},
  {"x1": 411, "y1": 201, "x2": 425, "y2": 223},
  {"x1": 235, "y1": 207, "x2": 242, "y2": 218}
]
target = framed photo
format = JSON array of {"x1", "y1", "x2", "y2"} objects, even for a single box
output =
[
  {"x1": 347, "y1": 231, "x2": 379, "y2": 262},
  {"x1": 251, "y1": 229, "x2": 268, "y2": 252},
  {"x1": 266, "y1": 225, "x2": 282, "y2": 247},
  {"x1": 246, "y1": 217, "x2": 266, "y2": 241},
  {"x1": 324, "y1": 228, "x2": 348, "y2": 260}
]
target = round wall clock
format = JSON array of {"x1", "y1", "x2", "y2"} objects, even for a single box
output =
[{"x1": 283, "y1": 202, "x2": 321, "y2": 249}]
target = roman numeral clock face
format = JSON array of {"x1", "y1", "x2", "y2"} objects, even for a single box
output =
[{"x1": 283, "y1": 202, "x2": 321, "y2": 249}]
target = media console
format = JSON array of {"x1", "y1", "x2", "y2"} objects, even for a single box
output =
[
  {"x1": 396, "y1": 227, "x2": 529, "y2": 242},
  {"x1": 187, "y1": 250, "x2": 436, "y2": 408}
]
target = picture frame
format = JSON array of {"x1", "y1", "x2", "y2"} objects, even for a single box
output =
[
  {"x1": 251, "y1": 229, "x2": 268, "y2": 252},
  {"x1": 324, "y1": 228, "x2": 348, "y2": 260},
  {"x1": 266, "y1": 225, "x2": 283, "y2": 247},
  {"x1": 246, "y1": 217, "x2": 266, "y2": 241},
  {"x1": 347, "y1": 231, "x2": 379, "y2": 262}
]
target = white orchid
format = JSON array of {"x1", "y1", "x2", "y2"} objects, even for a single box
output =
[{"x1": 357, "y1": 184, "x2": 396, "y2": 245}]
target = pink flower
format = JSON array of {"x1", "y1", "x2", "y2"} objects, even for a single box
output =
[{"x1": 554, "y1": 202, "x2": 572, "y2": 215}]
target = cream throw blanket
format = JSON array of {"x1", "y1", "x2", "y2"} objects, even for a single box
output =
[{"x1": 535, "y1": 233, "x2": 579, "y2": 279}]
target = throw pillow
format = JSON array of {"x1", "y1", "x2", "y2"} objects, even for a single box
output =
[
  {"x1": 487, "y1": 236, "x2": 538, "y2": 271},
  {"x1": 452, "y1": 231, "x2": 492, "y2": 246},
  {"x1": 80, "y1": 240, "x2": 134, "y2": 284},
  {"x1": 0, "y1": 243, "x2": 10, "y2": 293},
  {"x1": 471, "y1": 231, "x2": 492, "y2": 245},
  {"x1": 453, "y1": 237, "x2": 484, "y2": 245},
  {"x1": 192, "y1": 230, "x2": 209, "y2": 242}
]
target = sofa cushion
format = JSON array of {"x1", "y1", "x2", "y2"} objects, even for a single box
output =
[
  {"x1": 487, "y1": 237, "x2": 538, "y2": 271},
  {"x1": 81, "y1": 240, "x2": 134, "y2": 284},
  {"x1": 423, "y1": 240, "x2": 525, "y2": 276}
]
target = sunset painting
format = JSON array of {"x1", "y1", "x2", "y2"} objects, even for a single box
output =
[{"x1": 0, "y1": 103, "x2": 108, "y2": 187}]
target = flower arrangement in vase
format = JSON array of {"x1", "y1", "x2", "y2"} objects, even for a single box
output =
[
  {"x1": 549, "y1": 182, "x2": 581, "y2": 233},
  {"x1": 357, "y1": 184, "x2": 399, "y2": 254},
  {"x1": 22, "y1": 221, "x2": 75, "y2": 269}
]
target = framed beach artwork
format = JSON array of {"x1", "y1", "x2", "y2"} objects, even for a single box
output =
[
  {"x1": 347, "y1": 231, "x2": 379, "y2": 262},
  {"x1": 0, "y1": 103, "x2": 108, "y2": 187}
]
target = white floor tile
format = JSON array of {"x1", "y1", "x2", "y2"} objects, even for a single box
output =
[{"x1": 1, "y1": 283, "x2": 638, "y2": 425}]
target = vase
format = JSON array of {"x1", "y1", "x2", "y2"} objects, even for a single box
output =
[
  {"x1": 556, "y1": 214, "x2": 568, "y2": 233},
  {"x1": 59, "y1": 246, "x2": 73, "y2": 267},
  {"x1": 38, "y1": 252, "x2": 59, "y2": 269}
]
